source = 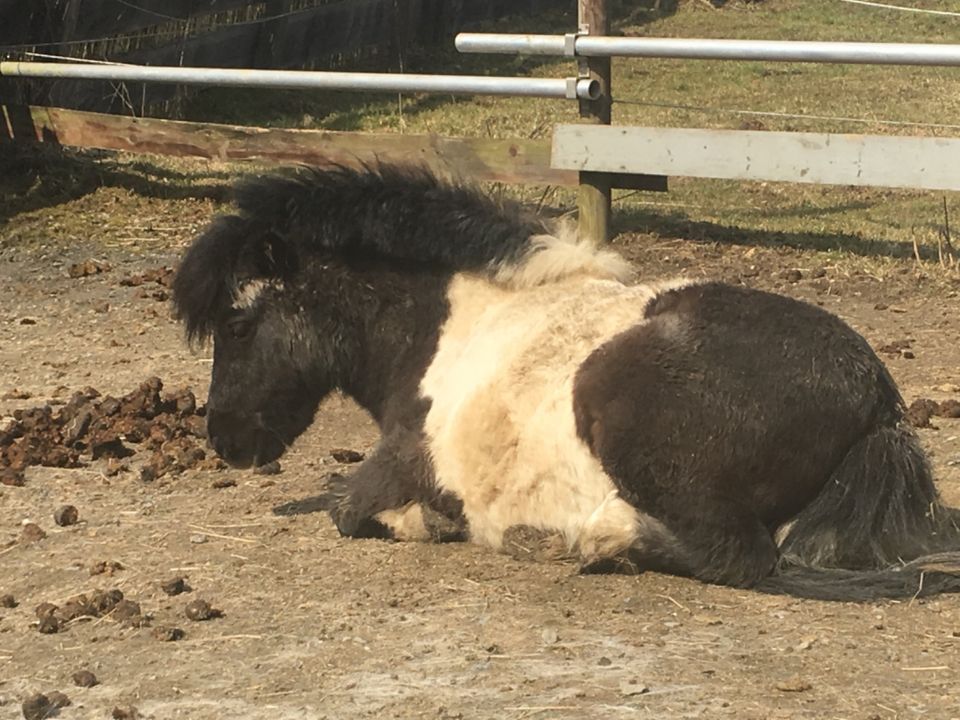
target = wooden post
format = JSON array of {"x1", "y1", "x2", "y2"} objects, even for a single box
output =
[{"x1": 577, "y1": 0, "x2": 612, "y2": 244}]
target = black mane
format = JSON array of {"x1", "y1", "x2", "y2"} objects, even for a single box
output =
[
  {"x1": 234, "y1": 162, "x2": 547, "y2": 267},
  {"x1": 173, "y1": 162, "x2": 547, "y2": 342}
]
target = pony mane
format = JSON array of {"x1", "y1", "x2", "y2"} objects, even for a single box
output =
[{"x1": 173, "y1": 162, "x2": 632, "y2": 342}]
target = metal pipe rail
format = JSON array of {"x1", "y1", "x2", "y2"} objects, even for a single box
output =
[
  {"x1": 456, "y1": 33, "x2": 960, "y2": 67},
  {"x1": 0, "y1": 61, "x2": 601, "y2": 100}
]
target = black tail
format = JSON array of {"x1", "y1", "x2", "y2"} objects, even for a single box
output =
[{"x1": 761, "y1": 423, "x2": 960, "y2": 601}]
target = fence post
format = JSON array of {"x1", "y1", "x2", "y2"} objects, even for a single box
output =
[{"x1": 577, "y1": 0, "x2": 612, "y2": 244}]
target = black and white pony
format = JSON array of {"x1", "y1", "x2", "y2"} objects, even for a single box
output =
[{"x1": 172, "y1": 162, "x2": 960, "y2": 601}]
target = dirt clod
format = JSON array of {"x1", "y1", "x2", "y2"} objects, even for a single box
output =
[
  {"x1": 110, "y1": 599, "x2": 145, "y2": 627},
  {"x1": 185, "y1": 598, "x2": 220, "y2": 621},
  {"x1": 37, "y1": 615, "x2": 61, "y2": 634},
  {"x1": 330, "y1": 448, "x2": 365, "y2": 463},
  {"x1": 46, "y1": 691, "x2": 71, "y2": 709},
  {"x1": 776, "y1": 677, "x2": 813, "y2": 692},
  {"x1": 160, "y1": 577, "x2": 190, "y2": 596},
  {"x1": 35, "y1": 602, "x2": 57, "y2": 619},
  {"x1": 907, "y1": 398, "x2": 939, "y2": 428},
  {"x1": 72, "y1": 670, "x2": 98, "y2": 688},
  {"x1": 112, "y1": 705, "x2": 140, "y2": 719},
  {"x1": 68, "y1": 259, "x2": 110, "y2": 278},
  {"x1": 151, "y1": 625, "x2": 185, "y2": 641},
  {"x1": 90, "y1": 560, "x2": 124, "y2": 576},
  {"x1": 21, "y1": 693, "x2": 51, "y2": 720},
  {"x1": 1, "y1": 467, "x2": 25, "y2": 486},
  {"x1": 1, "y1": 377, "x2": 211, "y2": 486},
  {"x1": 937, "y1": 399, "x2": 960, "y2": 418},
  {"x1": 53, "y1": 505, "x2": 79, "y2": 526},
  {"x1": 20, "y1": 522, "x2": 46, "y2": 543},
  {"x1": 211, "y1": 478, "x2": 236, "y2": 489},
  {"x1": 1, "y1": 593, "x2": 16, "y2": 608}
]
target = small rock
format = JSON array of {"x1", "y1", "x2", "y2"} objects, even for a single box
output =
[
  {"x1": 185, "y1": 598, "x2": 220, "y2": 621},
  {"x1": 72, "y1": 670, "x2": 98, "y2": 688},
  {"x1": 597, "y1": 656, "x2": 612, "y2": 666},
  {"x1": 778, "y1": 269, "x2": 802, "y2": 283},
  {"x1": 211, "y1": 478, "x2": 236, "y2": 489},
  {"x1": 161, "y1": 577, "x2": 190, "y2": 596},
  {"x1": 151, "y1": 625, "x2": 185, "y2": 641},
  {"x1": 21, "y1": 694, "x2": 51, "y2": 720},
  {"x1": 112, "y1": 705, "x2": 139, "y2": 719},
  {"x1": 776, "y1": 677, "x2": 813, "y2": 692},
  {"x1": 19, "y1": 318, "x2": 37, "y2": 326},
  {"x1": 53, "y1": 505, "x2": 79, "y2": 527},
  {"x1": 902, "y1": 350, "x2": 916, "y2": 359},
  {"x1": 93, "y1": 301, "x2": 110, "y2": 314},
  {"x1": 190, "y1": 533, "x2": 208, "y2": 544},
  {"x1": 330, "y1": 448, "x2": 365, "y2": 464},
  {"x1": 0, "y1": 594, "x2": 16, "y2": 608}
]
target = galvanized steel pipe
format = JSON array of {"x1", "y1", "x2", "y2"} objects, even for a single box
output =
[
  {"x1": 0, "y1": 61, "x2": 600, "y2": 100},
  {"x1": 456, "y1": 33, "x2": 960, "y2": 67}
]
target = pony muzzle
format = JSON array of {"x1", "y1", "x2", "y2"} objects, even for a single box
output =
[{"x1": 205, "y1": 409, "x2": 286, "y2": 469}]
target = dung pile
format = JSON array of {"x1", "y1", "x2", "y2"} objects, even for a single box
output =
[{"x1": 0, "y1": 377, "x2": 223, "y2": 486}]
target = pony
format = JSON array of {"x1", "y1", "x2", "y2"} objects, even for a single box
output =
[{"x1": 172, "y1": 162, "x2": 960, "y2": 601}]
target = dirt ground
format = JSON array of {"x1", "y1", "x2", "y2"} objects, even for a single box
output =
[{"x1": 2, "y1": 153, "x2": 960, "y2": 720}]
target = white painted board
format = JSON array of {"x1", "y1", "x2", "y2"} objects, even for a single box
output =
[{"x1": 551, "y1": 124, "x2": 960, "y2": 191}]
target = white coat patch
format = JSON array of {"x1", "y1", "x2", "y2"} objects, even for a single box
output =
[{"x1": 420, "y1": 272, "x2": 695, "y2": 564}]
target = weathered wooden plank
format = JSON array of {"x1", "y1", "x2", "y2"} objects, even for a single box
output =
[
  {"x1": 553, "y1": 124, "x2": 960, "y2": 192},
  {"x1": 1, "y1": 104, "x2": 577, "y2": 187}
]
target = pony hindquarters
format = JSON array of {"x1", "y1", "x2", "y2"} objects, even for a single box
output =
[{"x1": 573, "y1": 281, "x2": 960, "y2": 599}]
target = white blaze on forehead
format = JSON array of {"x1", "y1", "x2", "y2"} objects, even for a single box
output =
[
  {"x1": 419, "y1": 271, "x2": 698, "y2": 566},
  {"x1": 231, "y1": 279, "x2": 284, "y2": 309}
]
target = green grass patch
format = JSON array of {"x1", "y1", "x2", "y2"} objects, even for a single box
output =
[{"x1": 180, "y1": 0, "x2": 960, "y2": 270}]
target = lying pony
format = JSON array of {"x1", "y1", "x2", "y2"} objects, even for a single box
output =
[{"x1": 172, "y1": 162, "x2": 960, "y2": 601}]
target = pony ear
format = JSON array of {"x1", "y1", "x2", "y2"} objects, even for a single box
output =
[{"x1": 238, "y1": 230, "x2": 298, "y2": 280}]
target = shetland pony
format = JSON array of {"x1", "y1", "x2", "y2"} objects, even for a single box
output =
[{"x1": 172, "y1": 162, "x2": 960, "y2": 601}]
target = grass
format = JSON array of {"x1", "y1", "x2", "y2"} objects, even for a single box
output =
[
  {"x1": 177, "y1": 0, "x2": 960, "y2": 271},
  {"x1": 10, "y1": 0, "x2": 957, "y2": 274}
]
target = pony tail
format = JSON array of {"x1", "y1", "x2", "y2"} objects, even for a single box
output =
[{"x1": 760, "y1": 422, "x2": 960, "y2": 600}]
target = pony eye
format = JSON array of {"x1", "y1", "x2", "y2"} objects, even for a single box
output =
[{"x1": 226, "y1": 317, "x2": 254, "y2": 340}]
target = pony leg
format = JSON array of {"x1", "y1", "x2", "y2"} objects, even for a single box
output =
[
  {"x1": 658, "y1": 498, "x2": 780, "y2": 588},
  {"x1": 323, "y1": 426, "x2": 464, "y2": 541}
]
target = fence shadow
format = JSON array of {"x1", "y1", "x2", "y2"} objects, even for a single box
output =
[
  {"x1": 613, "y1": 206, "x2": 936, "y2": 261},
  {"x1": 0, "y1": 143, "x2": 232, "y2": 225}
]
